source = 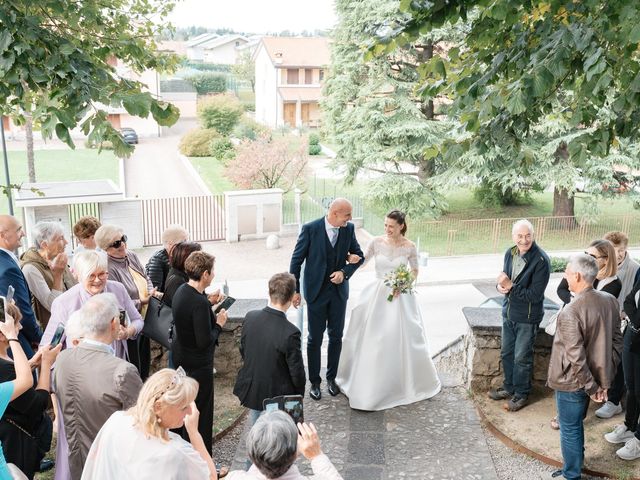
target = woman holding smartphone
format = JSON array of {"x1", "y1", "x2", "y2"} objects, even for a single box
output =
[{"x1": 0, "y1": 306, "x2": 47, "y2": 479}]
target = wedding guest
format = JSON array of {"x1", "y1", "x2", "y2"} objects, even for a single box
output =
[
  {"x1": 233, "y1": 273, "x2": 305, "y2": 426},
  {"x1": 548, "y1": 254, "x2": 621, "y2": 478},
  {"x1": 40, "y1": 250, "x2": 142, "y2": 359},
  {"x1": 171, "y1": 251, "x2": 227, "y2": 455},
  {"x1": 95, "y1": 224, "x2": 160, "y2": 379},
  {"x1": 82, "y1": 368, "x2": 222, "y2": 479},
  {"x1": 20, "y1": 221, "x2": 77, "y2": 330},
  {"x1": 0, "y1": 215, "x2": 42, "y2": 358},
  {"x1": 556, "y1": 239, "x2": 621, "y2": 304},
  {"x1": 0, "y1": 303, "x2": 61, "y2": 479},
  {"x1": 145, "y1": 225, "x2": 189, "y2": 292},
  {"x1": 596, "y1": 231, "x2": 640, "y2": 420},
  {"x1": 0, "y1": 309, "x2": 43, "y2": 479},
  {"x1": 72, "y1": 217, "x2": 101, "y2": 253},
  {"x1": 226, "y1": 411, "x2": 342, "y2": 480},
  {"x1": 54, "y1": 293, "x2": 143, "y2": 479},
  {"x1": 163, "y1": 242, "x2": 202, "y2": 308},
  {"x1": 489, "y1": 219, "x2": 550, "y2": 412}
]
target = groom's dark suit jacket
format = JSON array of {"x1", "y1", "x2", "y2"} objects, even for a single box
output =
[{"x1": 289, "y1": 218, "x2": 364, "y2": 303}]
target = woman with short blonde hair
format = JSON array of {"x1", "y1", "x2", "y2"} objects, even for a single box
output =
[{"x1": 82, "y1": 368, "x2": 221, "y2": 479}]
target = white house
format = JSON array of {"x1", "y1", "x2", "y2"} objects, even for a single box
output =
[
  {"x1": 202, "y1": 35, "x2": 249, "y2": 64},
  {"x1": 186, "y1": 33, "x2": 219, "y2": 61},
  {"x1": 254, "y1": 37, "x2": 330, "y2": 129}
]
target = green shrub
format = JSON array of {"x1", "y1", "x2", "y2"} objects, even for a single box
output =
[
  {"x1": 186, "y1": 73, "x2": 227, "y2": 95},
  {"x1": 241, "y1": 100, "x2": 255, "y2": 112},
  {"x1": 209, "y1": 137, "x2": 235, "y2": 163},
  {"x1": 84, "y1": 139, "x2": 114, "y2": 150},
  {"x1": 308, "y1": 144, "x2": 322, "y2": 155},
  {"x1": 308, "y1": 133, "x2": 320, "y2": 145},
  {"x1": 197, "y1": 94, "x2": 244, "y2": 135},
  {"x1": 473, "y1": 180, "x2": 532, "y2": 208},
  {"x1": 179, "y1": 129, "x2": 221, "y2": 157},
  {"x1": 550, "y1": 256, "x2": 568, "y2": 273},
  {"x1": 232, "y1": 117, "x2": 269, "y2": 141}
]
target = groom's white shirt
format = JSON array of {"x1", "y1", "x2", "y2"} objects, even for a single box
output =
[{"x1": 324, "y1": 217, "x2": 338, "y2": 243}]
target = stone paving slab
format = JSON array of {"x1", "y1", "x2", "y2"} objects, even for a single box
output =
[{"x1": 231, "y1": 384, "x2": 499, "y2": 480}]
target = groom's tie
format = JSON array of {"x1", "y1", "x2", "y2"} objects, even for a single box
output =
[{"x1": 330, "y1": 227, "x2": 339, "y2": 247}]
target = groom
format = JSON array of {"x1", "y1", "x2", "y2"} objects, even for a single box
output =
[{"x1": 290, "y1": 198, "x2": 364, "y2": 400}]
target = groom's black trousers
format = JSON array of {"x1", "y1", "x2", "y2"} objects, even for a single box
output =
[{"x1": 306, "y1": 283, "x2": 347, "y2": 385}]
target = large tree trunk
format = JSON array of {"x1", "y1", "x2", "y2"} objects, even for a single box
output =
[
  {"x1": 553, "y1": 187, "x2": 575, "y2": 217},
  {"x1": 25, "y1": 115, "x2": 36, "y2": 182}
]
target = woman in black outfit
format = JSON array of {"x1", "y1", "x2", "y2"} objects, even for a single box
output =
[
  {"x1": 551, "y1": 238, "x2": 621, "y2": 430},
  {"x1": 171, "y1": 251, "x2": 228, "y2": 455},
  {"x1": 557, "y1": 239, "x2": 622, "y2": 303},
  {"x1": 162, "y1": 241, "x2": 202, "y2": 308}
]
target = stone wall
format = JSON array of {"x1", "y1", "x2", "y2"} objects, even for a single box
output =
[{"x1": 462, "y1": 306, "x2": 556, "y2": 392}]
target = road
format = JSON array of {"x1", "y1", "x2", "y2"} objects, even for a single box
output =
[{"x1": 123, "y1": 119, "x2": 210, "y2": 198}]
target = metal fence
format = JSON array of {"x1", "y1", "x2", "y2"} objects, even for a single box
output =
[
  {"x1": 282, "y1": 192, "x2": 364, "y2": 226},
  {"x1": 362, "y1": 212, "x2": 640, "y2": 256},
  {"x1": 141, "y1": 195, "x2": 225, "y2": 246}
]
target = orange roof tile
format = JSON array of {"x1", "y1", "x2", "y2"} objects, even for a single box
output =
[{"x1": 261, "y1": 37, "x2": 330, "y2": 68}]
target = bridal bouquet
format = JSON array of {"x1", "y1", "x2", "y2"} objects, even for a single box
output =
[{"x1": 384, "y1": 264, "x2": 416, "y2": 302}]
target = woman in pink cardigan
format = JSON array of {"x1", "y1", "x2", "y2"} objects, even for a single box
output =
[{"x1": 227, "y1": 411, "x2": 342, "y2": 480}]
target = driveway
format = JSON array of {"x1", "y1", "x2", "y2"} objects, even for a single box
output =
[{"x1": 123, "y1": 118, "x2": 210, "y2": 198}]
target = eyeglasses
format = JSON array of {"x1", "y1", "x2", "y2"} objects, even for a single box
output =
[
  {"x1": 109, "y1": 235, "x2": 127, "y2": 249},
  {"x1": 156, "y1": 366, "x2": 186, "y2": 401},
  {"x1": 88, "y1": 271, "x2": 108, "y2": 282},
  {"x1": 584, "y1": 251, "x2": 607, "y2": 260}
]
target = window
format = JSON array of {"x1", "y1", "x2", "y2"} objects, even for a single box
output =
[
  {"x1": 235, "y1": 41, "x2": 240, "y2": 47},
  {"x1": 287, "y1": 69, "x2": 299, "y2": 84},
  {"x1": 305, "y1": 69, "x2": 313, "y2": 84},
  {"x1": 319, "y1": 69, "x2": 325, "y2": 81}
]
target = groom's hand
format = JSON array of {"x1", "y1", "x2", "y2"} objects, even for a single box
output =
[
  {"x1": 329, "y1": 271, "x2": 344, "y2": 284},
  {"x1": 292, "y1": 293, "x2": 302, "y2": 308}
]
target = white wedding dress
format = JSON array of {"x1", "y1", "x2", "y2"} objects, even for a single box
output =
[{"x1": 336, "y1": 237, "x2": 441, "y2": 411}]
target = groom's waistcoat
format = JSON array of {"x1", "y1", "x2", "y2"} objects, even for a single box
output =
[{"x1": 322, "y1": 234, "x2": 340, "y2": 287}]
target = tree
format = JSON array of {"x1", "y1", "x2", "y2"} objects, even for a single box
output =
[
  {"x1": 323, "y1": 0, "x2": 463, "y2": 217},
  {"x1": 197, "y1": 94, "x2": 244, "y2": 135},
  {"x1": 225, "y1": 136, "x2": 308, "y2": 192},
  {"x1": 379, "y1": 1, "x2": 640, "y2": 217},
  {"x1": 0, "y1": 0, "x2": 180, "y2": 159},
  {"x1": 231, "y1": 51, "x2": 256, "y2": 92}
]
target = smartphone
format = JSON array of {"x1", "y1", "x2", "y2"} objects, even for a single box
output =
[
  {"x1": 50, "y1": 324, "x2": 65, "y2": 347},
  {"x1": 214, "y1": 296, "x2": 236, "y2": 314},
  {"x1": 6, "y1": 286, "x2": 14, "y2": 304},
  {"x1": 262, "y1": 395, "x2": 304, "y2": 423},
  {"x1": 119, "y1": 310, "x2": 128, "y2": 327},
  {"x1": 283, "y1": 396, "x2": 304, "y2": 424},
  {"x1": 0, "y1": 296, "x2": 6, "y2": 323}
]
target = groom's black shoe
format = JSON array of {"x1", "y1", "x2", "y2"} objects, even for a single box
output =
[
  {"x1": 310, "y1": 383, "x2": 322, "y2": 401},
  {"x1": 327, "y1": 379, "x2": 340, "y2": 397}
]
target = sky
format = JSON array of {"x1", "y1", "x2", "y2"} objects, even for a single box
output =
[{"x1": 167, "y1": 0, "x2": 337, "y2": 34}]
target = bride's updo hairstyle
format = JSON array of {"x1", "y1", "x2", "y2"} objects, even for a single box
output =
[{"x1": 386, "y1": 210, "x2": 407, "y2": 236}]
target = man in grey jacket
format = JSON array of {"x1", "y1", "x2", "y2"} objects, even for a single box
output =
[
  {"x1": 547, "y1": 254, "x2": 622, "y2": 480},
  {"x1": 54, "y1": 293, "x2": 143, "y2": 479}
]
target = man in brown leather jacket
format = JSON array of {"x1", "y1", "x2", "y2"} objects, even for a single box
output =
[{"x1": 548, "y1": 253, "x2": 622, "y2": 480}]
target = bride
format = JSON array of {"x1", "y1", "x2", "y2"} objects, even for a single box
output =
[{"x1": 336, "y1": 210, "x2": 441, "y2": 411}]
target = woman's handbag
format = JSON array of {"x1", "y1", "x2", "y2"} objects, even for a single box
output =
[
  {"x1": 142, "y1": 297, "x2": 174, "y2": 349},
  {"x1": 544, "y1": 309, "x2": 561, "y2": 336}
]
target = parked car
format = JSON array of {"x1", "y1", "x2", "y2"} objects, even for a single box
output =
[{"x1": 120, "y1": 127, "x2": 138, "y2": 144}]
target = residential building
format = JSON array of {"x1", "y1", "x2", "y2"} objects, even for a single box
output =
[
  {"x1": 254, "y1": 37, "x2": 330, "y2": 128},
  {"x1": 187, "y1": 33, "x2": 248, "y2": 64}
]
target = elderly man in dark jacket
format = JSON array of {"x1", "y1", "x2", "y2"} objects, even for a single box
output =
[
  {"x1": 489, "y1": 219, "x2": 551, "y2": 411},
  {"x1": 548, "y1": 253, "x2": 621, "y2": 479}
]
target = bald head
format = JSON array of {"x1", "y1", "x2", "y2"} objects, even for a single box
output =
[
  {"x1": 327, "y1": 198, "x2": 353, "y2": 227},
  {"x1": 0, "y1": 215, "x2": 24, "y2": 251}
]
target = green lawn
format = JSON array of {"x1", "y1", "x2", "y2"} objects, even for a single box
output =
[
  {"x1": 188, "y1": 156, "x2": 236, "y2": 193},
  {"x1": 0, "y1": 148, "x2": 119, "y2": 213}
]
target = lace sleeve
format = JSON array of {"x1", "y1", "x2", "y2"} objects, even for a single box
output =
[
  {"x1": 408, "y1": 242, "x2": 418, "y2": 272},
  {"x1": 361, "y1": 240, "x2": 376, "y2": 268}
]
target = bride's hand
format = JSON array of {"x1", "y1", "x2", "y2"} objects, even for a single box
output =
[{"x1": 346, "y1": 253, "x2": 360, "y2": 264}]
